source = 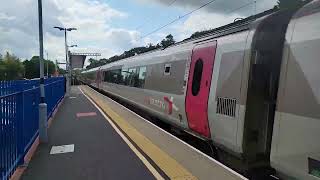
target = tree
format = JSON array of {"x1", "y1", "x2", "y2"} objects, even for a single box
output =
[
  {"x1": 58, "y1": 66, "x2": 67, "y2": 75},
  {"x1": 189, "y1": 30, "x2": 212, "y2": 39},
  {"x1": 0, "y1": 55, "x2": 5, "y2": 80},
  {"x1": 0, "y1": 52, "x2": 25, "y2": 80},
  {"x1": 85, "y1": 34, "x2": 176, "y2": 70},
  {"x1": 160, "y1": 34, "x2": 175, "y2": 48},
  {"x1": 23, "y1": 56, "x2": 56, "y2": 79},
  {"x1": 85, "y1": 58, "x2": 104, "y2": 69}
]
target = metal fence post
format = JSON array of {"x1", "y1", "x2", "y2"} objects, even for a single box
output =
[
  {"x1": 0, "y1": 81, "x2": 3, "y2": 178},
  {"x1": 16, "y1": 81, "x2": 25, "y2": 165}
]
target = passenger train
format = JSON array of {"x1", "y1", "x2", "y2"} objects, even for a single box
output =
[{"x1": 79, "y1": 1, "x2": 320, "y2": 179}]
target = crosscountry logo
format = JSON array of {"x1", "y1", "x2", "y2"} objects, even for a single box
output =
[{"x1": 164, "y1": 96, "x2": 179, "y2": 115}]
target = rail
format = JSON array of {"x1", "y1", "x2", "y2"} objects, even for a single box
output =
[{"x1": 0, "y1": 77, "x2": 65, "y2": 180}]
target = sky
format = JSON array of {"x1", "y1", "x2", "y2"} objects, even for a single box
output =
[{"x1": 0, "y1": 0, "x2": 278, "y2": 67}]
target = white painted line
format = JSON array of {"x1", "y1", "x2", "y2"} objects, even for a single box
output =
[
  {"x1": 79, "y1": 87, "x2": 164, "y2": 180},
  {"x1": 69, "y1": 97, "x2": 77, "y2": 99},
  {"x1": 50, "y1": 144, "x2": 74, "y2": 155},
  {"x1": 86, "y1": 86, "x2": 247, "y2": 180}
]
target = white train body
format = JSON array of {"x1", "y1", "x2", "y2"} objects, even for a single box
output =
[{"x1": 81, "y1": 1, "x2": 320, "y2": 179}]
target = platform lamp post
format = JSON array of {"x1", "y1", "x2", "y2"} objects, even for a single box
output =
[
  {"x1": 45, "y1": 51, "x2": 49, "y2": 77},
  {"x1": 53, "y1": 26, "x2": 77, "y2": 96},
  {"x1": 37, "y1": 0, "x2": 48, "y2": 143}
]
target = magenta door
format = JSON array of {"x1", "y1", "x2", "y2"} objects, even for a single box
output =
[{"x1": 185, "y1": 41, "x2": 217, "y2": 138}]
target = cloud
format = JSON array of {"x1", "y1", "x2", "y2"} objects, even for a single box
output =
[
  {"x1": 0, "y1": 0, "x2": 56, "y2": 59},
  {"x1": 169, "y1": 12, "x2": 241, "y2": 41},
  {"x1": 0, "y1": 0, "x2": 135, "y2": 65},
  {"x1": 137, "y1": 31, "x2": 165, "y2": 44},
  {"x1": 0, "y1": 13, "x2": 16, "y2": 21},
  {"x1": 104, "y1": 29, "x2": 140, "y2": 50},
  {"x1": 1, "y1": 0, "x2": 279, "y2": 69},
  {"x1": 136, "y1": 0, "x2": 278, "y2": 16},
  {"x1": 136, "y1": 0, "x2": 278, "y2": 43},
  {"x1": 50, "y1": 0, "x2": 135, "y2": 64}
]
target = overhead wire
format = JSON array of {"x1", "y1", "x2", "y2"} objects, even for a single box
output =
[
  {"x1": 139, "y1": 0, "x2": 218, "y2": 39},
  {"x1": 139, "y1": 0, "x2": 258, "y2": 39},
  {"x1": 226, "y1": 0, "x2": 256, "y2": 14},
  {"x1": 135, "y1": 0, "x2": 179, "y2": 30},
  {"x1": 167, "y1": 0, "x2": 179, "y2": 7}
]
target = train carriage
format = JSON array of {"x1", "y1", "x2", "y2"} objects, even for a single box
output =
[
  {"x1": 80, "y1": 1, "x2": 320, "y2": 179},
  {"x1": 270, "y1": 1, "x2": 320, "y2": 179}
]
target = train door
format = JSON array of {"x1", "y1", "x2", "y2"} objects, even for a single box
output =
[
  {"x1": 96, "y1": 68, "x2": 102, "y2": 89},
  {"x1": 243, "y1": 10, "x2": 296, "y2": 161},
  {"x1": 185, "y1": 41, "x2": 217, "y2": 138}
]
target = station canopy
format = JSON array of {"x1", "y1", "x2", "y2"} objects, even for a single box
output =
[{"x1": 69, "y1": 52, "x2": 101, "y2": 69}]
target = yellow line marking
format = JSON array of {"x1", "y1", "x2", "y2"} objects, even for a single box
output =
[
  {"x1": 79, "y1": 87, "x2": 164, "y2": 179},
  {"x1": 80, "y1": 86, "x2": 197, "y2": 180}
]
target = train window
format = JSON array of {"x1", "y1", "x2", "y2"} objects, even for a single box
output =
[
  {"x1": 128, "y1": 68, "x2": 136, "y2": 74},
  {"x1": 164, "y1": 64, "x2": 171, "y2": 75},
  {"x1": 104, "y1": 69, "x2": 122, "y2": 84},
  {"x1": 114, "y1": 69, "x2": 122, "y2": 84},
  {"x1": 127, "y1": 68, "x2": 137, "y2": 87},
  {"x1": 121, "y1": 68, "x2": 128, "y2": 85},
  {"x1": 104, "y1": 71, "x2": 111, "y2": 82},
  {"x1": 133, "y1": 68, "x2": 140, "y2": 87},
  {"x1": 192, "y1": 59, "x2": 203, "y2": 96},
  {"x1": 138, "y1": 66, "x2": 147, "y2": 88}
]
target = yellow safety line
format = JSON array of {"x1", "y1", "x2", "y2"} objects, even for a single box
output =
[
  {"x1": 80, "y1": 86, "x2": 197, "y2": 180},
  {"x1": 79, "y1": 87, "x2": 164, "y2": 180}
]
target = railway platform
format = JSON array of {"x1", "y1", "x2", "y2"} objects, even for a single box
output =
[{"x1": 18, "y1": 86, "x2": 247, "y2": 180}]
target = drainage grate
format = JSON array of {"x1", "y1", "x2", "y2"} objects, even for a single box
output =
[{"x1": 216, "y1": 97, "x2": 237, "y2": 117}]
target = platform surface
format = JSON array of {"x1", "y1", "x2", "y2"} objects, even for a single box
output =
[
  {"x1": 21, "y1": 86, "x2": 247, "y2": 180},
  {"x1": 80, "y1": 85, "x2": 247, "y2": 180},
  {"x1": 21, "y1": 87, "x2": 155, "y2": 180}
]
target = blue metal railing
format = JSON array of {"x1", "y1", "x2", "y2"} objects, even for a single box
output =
[{"x1": 0, "y1": 77, "x2": 65, "y2": 180}]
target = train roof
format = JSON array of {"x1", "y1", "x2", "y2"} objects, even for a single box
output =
[{"x1": 82, "y1": 66, "x2": 100, "y2": 73}]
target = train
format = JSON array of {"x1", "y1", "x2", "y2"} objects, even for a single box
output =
[{"x1": 79, "y1": 1, "x2": 320, "y2": 179}]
